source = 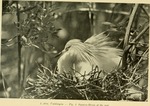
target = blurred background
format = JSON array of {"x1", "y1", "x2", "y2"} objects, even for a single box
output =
[{"x1": 1, "y1": 0, "x2": 149, "y2": 99}]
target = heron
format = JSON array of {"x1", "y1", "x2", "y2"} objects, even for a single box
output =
[{"x1": 57, "y1": 32, "x2": 122, "y2": 79}]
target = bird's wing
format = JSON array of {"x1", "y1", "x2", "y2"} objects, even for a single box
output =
[
  {"x1": 84, "y1": 32, "x2": 123, "y2": 72},
  {"x1": 68, "y1": 42, "x2": 98, "y2": 66},
  {"x1": 84, "y1": 32, "x2": 122, "y2": 58},
  {"x1": 84, "y1": 32, "x2": 109, "y2": 45}
]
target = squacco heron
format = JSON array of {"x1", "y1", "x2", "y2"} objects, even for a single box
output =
[{"x1": 57, "y1": 32, "x2": 122, "y2": 79}]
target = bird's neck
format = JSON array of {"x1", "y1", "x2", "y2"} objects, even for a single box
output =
[{"x1": 57, "y1": 52, "x2": 75, "y2": 75}]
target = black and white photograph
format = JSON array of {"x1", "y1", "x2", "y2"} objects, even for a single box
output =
[{"x1": 0, "y1": 0, "x2": 150, "y2": 105}]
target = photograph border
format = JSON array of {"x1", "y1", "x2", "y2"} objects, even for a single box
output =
[{"x1": 0, "y1": 0, "x2": 150, "y2": 106}]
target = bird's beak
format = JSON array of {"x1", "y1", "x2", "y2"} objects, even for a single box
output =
[{"x1": 55, "y1": 49, "x2": 65, "y2": 58}]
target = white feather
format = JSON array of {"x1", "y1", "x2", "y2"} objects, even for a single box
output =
[{"x1": 57, "y1": 32, "x2": 122, "y2": 79}]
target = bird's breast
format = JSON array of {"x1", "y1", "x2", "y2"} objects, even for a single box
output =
[
  {"x1": 75, "y1": 61, "x2": 92, "y2": 75},
  {"x1": 57, "y1": 51, "x2": 76, "y2": 74}
]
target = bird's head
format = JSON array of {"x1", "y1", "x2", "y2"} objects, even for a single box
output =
[
  {"x1": 55, "y1": 39, "x2": 81, "y2": 57},
  {"x1": 64, "y1": 39, "x2": 81, "y2": 51}
]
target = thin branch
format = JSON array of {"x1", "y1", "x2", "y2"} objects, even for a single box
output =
[
  {"x1": 132, "y1": 24, "x2": 149, "y2": 43},
  {"x1": 130, "y1": 48, "x2": 148, "y2": 80},
  {"x1": 123, "y1": 4, "x2": 139, "y2": 48},
  {"x1": 123, "y1": 24, "x2": 149, "y2": 53},
  {"x1": 122, "y1": 4, "x2": 139, "y2": 68},
  {"x1": 140, "y1": 5, "x2": 150, "y2": 18},
  {"x1": 16, "y1": 1, "x2": 22, "y2": 96},
  {"x1": 19, "y1": 5, "x2": 37, "y2": 13},
  {"x1": 1, "y1": 42, "x2": 18, "y2": 47},
  {"x1": 1, "y1": 35, "x2": 18, "y2": 44},
  {"x1": 84, "y1": 90, "x2": 89, "y2": 100},
  {"x1": 1, "y1": 72, "x2": 9, "y2": 98}
]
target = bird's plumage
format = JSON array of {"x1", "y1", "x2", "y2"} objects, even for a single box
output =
[{"x1": 57, "y1": 32, "x2": 122, "y2": 79}]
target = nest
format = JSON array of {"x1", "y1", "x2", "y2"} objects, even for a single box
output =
[{"x1": 21, "y1": 62, "x2": 147, "y2": 101}]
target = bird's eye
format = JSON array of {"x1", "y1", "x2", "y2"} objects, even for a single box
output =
[{"x1": 65, "y1": 46, "x2": 71, "y2": 51}]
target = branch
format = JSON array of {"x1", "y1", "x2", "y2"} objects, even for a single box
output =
[
  {"x1": 140, "y1": 5, "x2": 149, "y2": 18},
  {"x1": 130, "y1": 48, "x2": 148, "y2": 80},
  {"x1": 123, "y1": 4, "x2": 139, "y2": 48},
  {"x1": 16, "y1": 1, "x2": 22, "y2": 96},
  {"x1": 19, "y1": 5, "x2": 37, "y2": 13},
  {"x1": 122, "y1": 4, "x2": 139, "y2": 68},
  {"x1": 1, "y1": 35, "x2": 18, "y2": 44},
  {"x1": 132, "y1": 24, "x2": 149, "y2": 43}
]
